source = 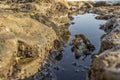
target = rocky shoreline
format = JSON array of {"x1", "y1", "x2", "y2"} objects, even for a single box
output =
[
  {"x1": 88, "y1": 2, "x2": 120, "y2": 80},
  {"x1": 64, "y1": 1, "x2": 120, "y2": 80},
  {"x1": 0, "y1": 0, "x2": 69, "y2": 80},
  {"x1": 68, "y1": 1, "x2": 120, "y2": 80},
  {"x1": 90, "y1": 16, "x2": 120, "y2": 79},
  {"x1": 0, "y1": 0, "x2": 120, "y2": 80}
]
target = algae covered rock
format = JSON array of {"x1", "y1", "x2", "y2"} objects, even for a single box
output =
[{"x1": 71, "y1": 34, "x2": 95, "y2": 59}]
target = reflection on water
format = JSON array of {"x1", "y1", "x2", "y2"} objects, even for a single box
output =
[
  {"x1": 52, "y1": 13, "x2": 106, "y2": 80},
  {"x1": 34, "y1": 13, "x2": 106, "y2": 80}
]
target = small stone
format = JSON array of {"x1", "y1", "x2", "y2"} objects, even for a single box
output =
[
  {"x1": 71, "y1": 62, "x2": 77, "y2": 66},
  {"x1": 71, "y1": 22, "x2": 75, "y2": 24},
  {"x1": 75, "y1": 69, "x2": 80, "y2": 73},
  {"x1": 83, "y1": 66, "x2": 90, "y2": 70},
  {"x1": 81, "y1": 69, "x2": 85, "y2": 72},
  {"x1": 54, "y1": 66, "x2": 60, "y2": 71},
  {"x1": 62, "y1": 68, "x2": 65, "y2": 71}
]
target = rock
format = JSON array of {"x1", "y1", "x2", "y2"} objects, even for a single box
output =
[
  {"x1": 94, "y1": 1, "x2": 107, "y2": 7},
  {"x1": 68, "y1": 1, "x2": 94, "y2": 11},
  {"x1": 62, "y1": 68, "x2": 65, "y2": 71},
  {"x1": 83, "y1": 66, "x2": 89, "y2": 70},
  {"x1": 75, "y1": 69, "x2": 80, "y2": 73},
  {"x1": 100, "y1": 25, "x2": 120, "y2": 52},
  {"x1": 100, "y1": 18, "x2": 118, "y2": 33},
  {"x1": 0, "y1": 0, "x2": 71, "y2": 79},
  {"x1": 54, "y1": 40, "x2": 62, "y2": 50},
  {"x1": 71, "y1": 62, "x2": 78, "y2": 66},
  {"x1": 69, "y1": 16, "x2": 74, "y2": 20},
  {"x1": 71, "y1": 22, "x2": 75, "y2": 25},
  {"x1": 90, "y1": 14, "x2": 120, "y2": 80},
  {"x1": 54, "y1": 66, "x2": 60, "y2": 71},
  {"x1": 81, "y1": 69, "x2": 85, "y2": 72},
  {"x1": 113, "y1": 2, "x2": 120, "y2": 6},
  {"x1": 95, "y1": 15, "x2": 114, "y2": 20},
  {"x1": 54, "y1": 49, "x2": 64, "y2": 61},
  {"x1": 90, "y1": 46, "x2": 120, "y2": 80},
  {"x1": 71, "y1": 34, "x2": 95, "y2": 59}
]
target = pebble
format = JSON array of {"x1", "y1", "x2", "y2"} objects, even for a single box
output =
[
  {"x1": 71, "y1": 62, "x2": 78, "y2": 66},
  {"x1": 75, "y1": 69, "x2": 80, "y2": 73},
  {"x1": 54, "y1": 66, "x2": 60, "y2": 71},
  {"x1": 62, "y1": 68, "x2": 65, "y2": 71},
  {"x1": 83, "y1": 66, "x2": 90, "y2": 70},
  {"x1": 71, "y1": 22, "x2": 75, "y2": 24},
  {"x1": 81, "y1": 69, "x2": 85, "y2": 72}
]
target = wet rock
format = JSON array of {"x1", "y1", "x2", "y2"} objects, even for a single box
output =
[
  {"x1": 71, "y1": 62, "x2": 78, "y2": 66},
  {"x1": 54, "y1": 40, "x2": 62, "y2": 50},
  {"x1": 113, "y1": 2, "x2": 120, "y2": 6},
  {"x1": 95, "y1": 15, "x2": 114, "y2": 20},
  {"x1": 62, "y1": 68, "x2": 65, "y2": 71},
  {"x1": 115, "y1": 63, "x2": 120, "y2": 69},
  {"x1": 71, "y1": 22, "x2": 75, "y2": 25},
  {"x1": 68, "y1": 1, "x2": 94, "y2": 12},
  {"x1": 100, "y1": 18, "x2": 118, "y2": 33},
  {"x1": 33, "y1": 47, "x2": 64, "y2": 80},
  {"x1": 20, "y1": 3, "x2": 36, "y2": 11},
  {"x1": 83, "y1": 66, "x2": 90, "y2": 70},
  {"x1": 69, "y1": 16, "x2": 74, "y2": 20},
  {"x1": 75, "y1": 69, "x2": 80, "y2": 73},
  {"x1": 100, "y1": 24, "x2": 120, "y2": 52},
  {"x1": 54, "y1": 52, "x2": 64, "y2": 61},
  {"x1": 54, "y1": 66, "x2": 60, "y2": 71},
  {"x1": 94, "y1": 1, "x2": 107, "y2": 7},
  {"x1": 90, "y1": 14, "x2": 120, "y2": 80},
  {"x1": 71, "y1": 34, "x2": 95, "y2": 59}
]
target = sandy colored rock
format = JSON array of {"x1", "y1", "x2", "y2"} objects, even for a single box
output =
[
  {"x1": 90, "y1": 4, "x2": 120, "y2": 79},
  {"x1": 0, "y1": 14, "x2": 57, "y2": 80}
]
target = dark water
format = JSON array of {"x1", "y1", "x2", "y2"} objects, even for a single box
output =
[
  {"x1": 34, "y1": 13, "x2": 106, "y2": 80},
  {"x1": 51, "y1": 13, "x2": 106, "y2": 80}
]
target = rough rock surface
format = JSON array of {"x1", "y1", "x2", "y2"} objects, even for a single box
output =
[
  {"x1": 71, "y1": 34, "x2": 95, "y2": 59},
  {"x1": 0, "y1": 14, "x2": 57, "y2": 80},
  {"x1": 90, "y1": 46, "x2": 120, "y2": 80},
  {"x1": 90, "y1": 24, "x2": 120, "y2": 80},
  {"x1": 0, "y1": 0, "x2": 69, "y2": 80},
  {"x1": 90, "y1": 3, "x2": 120, "y2": 80}
]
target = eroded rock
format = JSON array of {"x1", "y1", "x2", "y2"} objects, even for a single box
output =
[
  {"x1": 0, "y1": 15, "x2": 57, "y2": 80},
  {"x1": 71, "y1": 34, "x2": 95, "y2": 59},
  {"x1": 90, "y1": 6, "x2": 120, "y2": 79},
  {"x1": 90, "y1": 46, "x2": 120, "y2": 80}
]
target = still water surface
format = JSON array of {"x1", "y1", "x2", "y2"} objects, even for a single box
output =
[{"x1": 52, "y1": 13, "x2": 106, "y2": 80}]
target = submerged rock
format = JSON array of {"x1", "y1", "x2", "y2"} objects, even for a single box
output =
[
  {"x1": 71, "y1": 62, "x2": 78, "y2": 66},
  {"x1": 75, "y1": 69, "x2": 80, "y2": 73},
  {"x1": 71, "y1": 34, "x2": 95, "y2": 59}
]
